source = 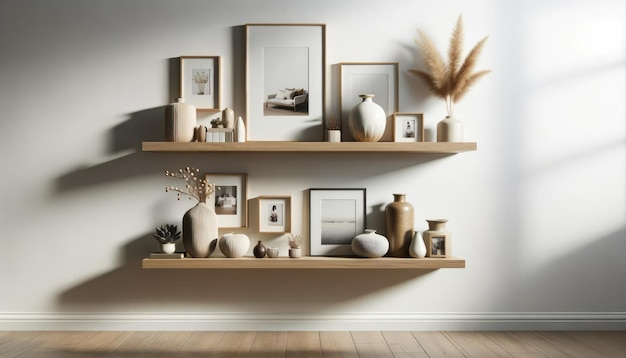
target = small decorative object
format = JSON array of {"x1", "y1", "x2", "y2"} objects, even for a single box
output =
[
  {"x1": 409, "y1": 15, "x2": 490, "y2": 142},
  {"x1": 288, "y1": 233, "x2": 302, "y2": 258},
  {"x1": 222, "y1": 107, "x2": 235, "y2": 128},
  {"x1": 267, "y1": 247, "x2": 279, "y2": 258},
  {"x1": 219, "y1": 232, "x2": 250, "y2": 258},
  {"x1": 409, "y1": 231, "x2": 427, "y2": 258},
  {"x1": 253, "y1": 240, "x2": 267, "y2": 258},
  {"x1": 165, "y1": 98, "x2": 196, "y2": 142},
  {"x1": 210, "y1": 117, "x2": 226, "y2": 128},
  {"x1": 348, "y1": 94, "x2": 386, "y2": 142},
  {"x1": 258, "y1": 196, "x2": 291, "y2": 233},
  {"x1": 385, "y1": 194, "x2": 414, "y2": 257},
  {"x1": 423, "y1": 219, "x2": 451, "y2": 258},
  {"x1": 196, "y1": 125, "x2": 207, "y2": 142},
  {"x1": 393, "y1": 112, "x2": 424, "y2": 142},
  {"x1": 152, "y1": 224, "x2": 181, "y2": 254},
  {"x1": 206, "y1": 128, "x2": 234, "y2": 142},
  {"x1": 326, "y1": 114, "x2": 341, "y2": 142},
  {"x1": 235, "y1": 116, "x2": 246, "y2": 142},
  {"x1": 351, "y1": 229, "x2": 389, "y2": 258},
  {"x1": 165, "y1": 167, "x2": 218, "y2": 258}
]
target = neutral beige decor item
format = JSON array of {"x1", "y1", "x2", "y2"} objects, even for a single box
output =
[
  {"x1": 351, "y1": 229, "x2": 389, "y2": 258},
  {"x1": 423, "y1": 219, "x2": 451, "y2": 258},
  {"x1": 409, "y1": 230, "x2": 427, "y2": 258},
  {"x1": 165, "y1": 98, "x2": 196, "y2": 142},
  {"x1": 287, "y1": 234, "x2": 302, "y2": 258},
  {"x1": 409, "y1": 15, "x2": 490, "y2": 142},
  {"x1": 219, "y1": 232, "x2": 250, "y2": 258},
  {"x1": 222, "y1": 107, "x2": 235, "y2": 128},
  {"x1": 348, "y1": 94, "x2": 386, "y2": 142},
  {"x1": 385, "y1": 194, "x2": 415, "y2": 257}
]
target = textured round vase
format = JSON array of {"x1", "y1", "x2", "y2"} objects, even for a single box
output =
[
  {"x1": 219, "y1": 232, "x2": 250, "y2": 258},
  {"x1": 253, "y1": 240, "x2": 267, "y2": 258},
  {"x1": 423, "y1": 219, "x2": 451, "y2": 257},
  {"x1": 351, "y1": 229, "x2": 389, "y2": 258},
  {"x1": 437, "y1": 116, "x2": 464, "y2": 142},
  {"x1": 165, "y1": 98, "x2": 196, "y2": 142},
  {"x1": 409, "y1": 231, "x2": 427, "y2": 258},
  {"x1": 385, "y1": 194, "x2": 414, "y2": 257},
  {"x1": 348, "y1": 94, "x2": 386, "y2": 142},
  {"x1": 182, "y1": 202, "x2": 218, "y2": 258}
]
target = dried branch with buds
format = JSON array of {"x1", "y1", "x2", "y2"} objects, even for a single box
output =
[
  {"x1": 164, "y1": 166, "x2": 215, "y2": 203},
  {"x1": 287, "y1": 234, "x2": 302, "y2": 249}
]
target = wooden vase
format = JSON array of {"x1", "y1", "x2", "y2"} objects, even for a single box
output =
[{"x1": 385, "y1": 194, "x2": 414, "y2": 257}]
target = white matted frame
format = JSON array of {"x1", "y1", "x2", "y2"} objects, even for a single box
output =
[
  {"x1": 205, "y1": 173, "x2": 247, "y2": 228},
  {"x1": 393, "y1": 112, "x2": 424, "y2": 142},
  {"x1": 180, "y1": 56, "x2": 221, "y2": 111},
  {"x1": 309, "y1": 188, "x2": 366, "y2": 256},
  {"x1": 258, "y1": 196, "x2": 291, "y2": 233},
  {"x1": 246, "y1": 23, "x2": 326, "y2": 141},
  {"x1": 339, "y1": 62, "x2": 398, "y2": 140}
]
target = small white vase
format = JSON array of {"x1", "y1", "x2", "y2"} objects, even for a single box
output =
[
  {"x1": 159, "y1": 242, "x2": 176, "y2": 254},
  {"x1": 348, "y1": 94, "x2": 386, "y2": 142},
  {"x1": 235, "y1": 116, "x2": 246, "y2": 142},
  {"x1": 222, "y1": 107, "x2": 235, "y2": 128},
  {"x1": 219, "y1": 232, "x2": 250, "y2": 258},
  {"x1": 326, "y1": 129, "x2": 341, "y2": 142},
  {"x1": 289, "y1": 248, "x2": 301, "y2": 258},
  {"x1": 409, "y1": 231, "x2": 427, "y2": 258},
  {"x1": 351, "y1": 229, "x2": 389, "y2": 258},
  {"x1": 165, "y1": 98, "x2": 196, "y2": 142},
  {"x1": 437, "y1": 116, "x2": 464, "y2": 142}
]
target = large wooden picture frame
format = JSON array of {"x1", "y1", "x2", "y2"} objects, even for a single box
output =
[
  {"x1": 246, "y1": 24, "x2": 326, "y2": 141},
  {"x1": 309, "y1": 188, "x2": 366, "y2": 256},
  {"x1": 180, "y1": 56, "x2": 221, "y2": 111},
  {"x1": 205, "y1": 173, "x2": 248, "y2": 229}
]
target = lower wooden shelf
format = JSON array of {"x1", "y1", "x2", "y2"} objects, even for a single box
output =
[{"x1": 141, "y1": 256, "x2": 465, "y2": 270}]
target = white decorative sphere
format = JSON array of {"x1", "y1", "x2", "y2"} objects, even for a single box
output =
[
  {"x1": 351, "y1": 229, "x2": 389, "y2": 258},
  {"x1": 219, "y1": 232, "x2": 250, "y2": 258}
]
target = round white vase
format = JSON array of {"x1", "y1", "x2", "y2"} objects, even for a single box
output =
[
  {"x1": 219, "y1": 232, "x2": 250, "y2": 258},
  {"x1": 409, "y1": 231, "x2": 427, "y2": 258},
  {"x1": 351, "y1": 229, "x2": 389, "y2": 258},
  {"x1": 165, "y1": 98, "x2": 196, "y2": 142},
  {"x1": 182, "y1": 202, "x2": 218, "y2": 258},
  {"x1": 437, "y1": 116, "x2": 464, "y2": 142},
  {"x1": 348, "y1": 94, "x2": 386, "y2": 142}
]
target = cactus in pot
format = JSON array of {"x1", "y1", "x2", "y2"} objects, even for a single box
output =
[{"x1": 153, "y1": 224, "x2": 181, "y2": 254}]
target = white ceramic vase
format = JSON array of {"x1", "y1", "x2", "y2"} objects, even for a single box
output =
[
  {"x1": 165, "y1": 98, "x2": 196, "y2": 142},
  {"x1": 348, "y1": 94, "x2": 386, "y2": 142},
  {"x1": 437, "y1": 116, "x2": 464, "y2": 142},
  {"x1": 351, "y1": 229, "x2": 389, "y2": 258},
  {"x1": 159, "y1": 242, "x2": 176, "y2": 254},
  {"x1": 182, "y1": 202, "x2": 218, "y2": 258},
  {"x1": 219, "y1": 232, "x2": 250, "y2": 258},
  {"x1": 235, "y1": 116, "x2": 246, "y2": 142},
  {"x1": 409, "y1": 231, "x2": 427, "y2": 258}
]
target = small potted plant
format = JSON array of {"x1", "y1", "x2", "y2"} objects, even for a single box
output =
[
  {"x1": 326, "y1": 114, "x2": 341, "y2": 142},
  {"x1": 210, "y1": 117, "x2": 226, "y2": 128},
  {"x1": 152, "y1": 224, "x2": 181, "y2": 254},
  {"x1": 287, "y1": 234, "x2": 303, "y2": 258}
]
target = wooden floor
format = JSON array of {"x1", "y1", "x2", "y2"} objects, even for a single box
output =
[{"x1": 1, "y1": 331, "x2": 625, "y2": 357}]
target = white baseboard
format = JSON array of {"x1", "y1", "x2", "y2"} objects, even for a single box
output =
[{"x1": 1, "y1": 312, "x2": 625, "y2": 331}]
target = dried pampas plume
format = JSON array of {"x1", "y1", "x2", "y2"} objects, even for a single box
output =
[{"x1": 409, "y1": 15, "x2": 490, "y2": 117}]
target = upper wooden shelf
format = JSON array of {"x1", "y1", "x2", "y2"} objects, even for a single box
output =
[
  {"x1": 141, "y1": 141, "x2": 477, "y2": 154},
  {"x1": 142, "y1": 256, "x2": 465, "y2": 269}
]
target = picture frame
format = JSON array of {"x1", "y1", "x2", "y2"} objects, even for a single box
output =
[
  {"x1": 339, "y1": 62, "x2": 399, "y2": 140},
  {"x1": 204, "y1": 173, "x2": 247, "y2": 228},
  {"x1": 258, "y1": 196, "x2": 291, "y2": 233},
  {"x1": 180, "y1": 56, "x2": 221, "y2": 111},
  {"x1": 426, "y1": 235, "x2": 449, "y2": 258},
  {"x1": 309, "y1": 188, "x2": 366, "y2": 256},
  {"x1": 393, "y1": 112, "x2": 424, "y2": 142},
  {"x1": 246, "y1": 23, "x2": 326, "y2": 141}
]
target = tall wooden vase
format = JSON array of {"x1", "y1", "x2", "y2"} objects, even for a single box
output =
[
  {"x1": 385, "y1": 194, "x2": 414, "y2": 257},
  {"x1": 182, "y1": 201, "x2": 218, "y2": 258}
]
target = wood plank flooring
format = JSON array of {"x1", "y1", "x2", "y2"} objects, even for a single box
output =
[{"x1": 0, "y1": 331, "x2": 624, "y2": 357}]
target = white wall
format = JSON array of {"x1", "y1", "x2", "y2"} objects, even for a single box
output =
[{"x1": 1, "y1": 0, "x2": 625, "y2": 330}]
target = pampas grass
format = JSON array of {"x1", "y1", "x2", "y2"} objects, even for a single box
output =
[{"x1": 410, "y1": 15, "x2": 490, "y2": 117}]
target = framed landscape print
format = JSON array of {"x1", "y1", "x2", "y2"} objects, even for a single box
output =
[
  {"x1": 246, "y1": 23, "x2": 326, "y2": 141},
  {"x1": 180, "y1": 56, "x2": 221, "y2": 111},
  {"x1": 340, "y1": 62, "x2": 398, "y2": 141},
  {"x1": 204, "y1": 173, "x2": 247, "y2": 228},
  {"x1": 258, "y1": 196, "x2": 291, "y2": 233},
  {"x1": 309, "y1": 188, "x2": 366, "y2": 256},
  {"x1": 393, "y1": 112, "x2": 424, "y2": 142}
]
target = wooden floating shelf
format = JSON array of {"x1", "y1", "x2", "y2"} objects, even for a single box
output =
[
  {"x1": 142, "y1": 256, "x2": 466, "y2": 270},
  {"x1": 142, "y1": 141, "x2": 477, "y2": 154}
]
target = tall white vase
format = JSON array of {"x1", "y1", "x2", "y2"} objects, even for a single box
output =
[
  {"x1": 165, "y1": 98, "x2": 196, "y2": 142},
  {"x1": 437, "y1": 116, "x2": 464, "y2": 142},
  {"x1": 235, "y1": 116, "x2": 246, "y2": 142},
  {"x1": 348, "y1": 94, "x2": 386, "y2": 142},
  {"x1": 409, "y1": 231, "x2": 427, "y2": 258},
  {"x1": 182, "y1": 202, "x2": 218, "y2": 258}
]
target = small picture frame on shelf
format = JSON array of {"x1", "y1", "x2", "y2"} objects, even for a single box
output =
[
  {"x1": 426, "y1": 236, "x2": 449, "y2": 258},
  {"x1": 180, "y1": 56, "x2": 221, "y2": 111},
  {"x1": 309, "y1": 188, "x2": 366, "y2": 256},
  {"x1": 393, "y1": 112, "x2": 424, "y2": 142},
  {"x1": 258, "y1": 196, "x2": 291, "y2": 233},
  {"x1": 205, "y1": 173, "x2": 247, "y2": 228}
]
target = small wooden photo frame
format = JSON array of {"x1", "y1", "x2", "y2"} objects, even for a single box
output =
[
  {"x1": 205, "y1": 173, "x2": 247, "y2": 228},
  {"x1": 180, "y1": 56, "x2": 221, "y2": 111},
  {"x1": 393, "y1": 112, "x2": 424, "y2": 142},
  {"x1": 426, "y1": 235, "x2": 449, "y2": 258},
  {"x1": 258, "y1": 196, "x2": 291, "y2": 233}
]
